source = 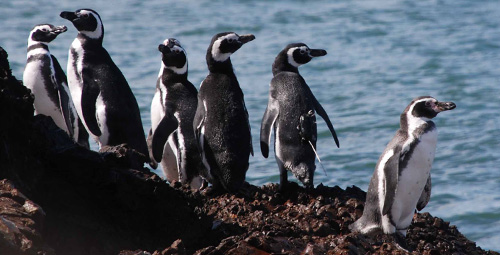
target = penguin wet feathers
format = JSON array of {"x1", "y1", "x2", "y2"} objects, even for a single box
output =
[
  {"x1": 350, "y1": 96, "x2": 455, "y2": 243},
  {"x1": 194, "y1": 32, "x2": 255, "y2": 193},
  {"x1": 148, "y1": 38, "x2": 204, "y2": 189},
  {"x1": 23, "y1": 24, "x2": 89, "y2": 148},
  {"x1": 61, "y1": 8, "x2": 149, "y2": 166},
  {"x1": 260, "y1": 43, "x2": 339, "y2": 191}
]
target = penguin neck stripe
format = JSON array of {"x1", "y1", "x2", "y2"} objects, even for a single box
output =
[
  {"x1": 287, "y1": 47, "x2": 301, "y2": 68},
  {"x1": 27, "y1": 43, "x2": 49, "y2": 53}
]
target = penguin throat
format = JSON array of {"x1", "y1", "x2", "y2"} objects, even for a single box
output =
[
  {"x1": 272, "y1": 57, "x2": 299, "y2": 76},
  {"x1": 165, "y1": 63, "x2": 187, "y2": 75},
  {"x1": 27, "y1": 41, "x2": 49, "y2": 53},
  {"x1": 207, "y1": 57, "x2": 235, "y2": 75}
]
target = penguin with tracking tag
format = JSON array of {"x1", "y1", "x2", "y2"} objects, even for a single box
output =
[
  {"x1": 23, "y1": 24, "x2": 89, "y2": 148},
  {"x1": 350, "y1": 96, "x2": 455, "y2": 240},
  {"x1": 193, "y1": 32, "x2": 255, "y2": 193},
  {"x1": 260, "y1": 43, "x2": 340, "y2": 190},
  {"x1": 148, "y1": 38, "x2": 204, "y2": 189},
  {"x1": 60, "y1": 9, "x2": 148, "y2": 160}
]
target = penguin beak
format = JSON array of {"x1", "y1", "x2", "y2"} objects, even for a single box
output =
[
  {"x1": 51, "y1": 25, "x2": 67, "y2": 34},
  {"x1": 60, "y1": 11, "x2": 78, "y2": 22},
  {"x1": 435, "y1": 101, "x2": 456, "y2": 112},
  {"x1": 310, "y1": 49, "x2": 327, "y2": 57},
  {"x1": 158, "y1": 44, "x2": 167, "y2": 53},
  {"x1": 239, "y1": 34, "x2": 255, "y2": 44}
]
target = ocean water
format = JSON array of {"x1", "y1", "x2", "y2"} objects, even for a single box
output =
[{"x1": 1, "y1": 0, "x2": 499, "y2": 251}]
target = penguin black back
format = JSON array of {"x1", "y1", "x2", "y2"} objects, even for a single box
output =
[{"x1": 194, "y1": 32, "x2": 255, "y2": 193}]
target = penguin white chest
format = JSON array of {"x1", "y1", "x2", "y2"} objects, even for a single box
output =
[
  {"x1": 391, "y1": 129, "x2": 437, "y2": 228},
  {"x1": 67, "y1": 39, "x2": 85, "y2": 119}
]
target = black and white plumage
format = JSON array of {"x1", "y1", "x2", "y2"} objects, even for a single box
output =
[
  {"x1": 350, "y1": 96, "x2": 456, "y2": 237},
  {"x1": 260, "y1": 43, "x2": 339, "y2": 190},
  {"x1": 23, "y1": 24, "x2": 89, "y2": 148},
  {"x1": 148, "y1": 38, "x2": 204, "y2": 189},
  {"x1": 60, "y1": 9, "x2": 148, "y2": 159},
  {"x1": 193, "y1": 32, "x2": 255, "y2": 193}
]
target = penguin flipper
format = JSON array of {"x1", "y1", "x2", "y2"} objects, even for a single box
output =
[
  {"x1": 243, "y1": 102, "x2": 254, "y2": 156},
  {"x1": 193, "y1": 99, "x2": 206, "y2": 152},
  {"x1": 311, "y1": 94, "x2": 339, "y2": 148},
  {"x1": 146, "y1": 128, "x2": 158, "y2": 169},
  {"x1": 51, "y1": 55, "x2": 74, "y2": 137},
  {"x1": 80, "y1": 72, "x2": 102, "y2": 136},
  {"x1": 382, "y1": 147, "x2": 401, "y2": 215},
  {"x1": 417, "y1": 174, "x2": 431, "y2": 211},
  {"x1": 151, "y1": 112, "x2": 179, "y2": 163},
  {"x1": 260, "y1": 92, "x2": 279, "y2": 158}
]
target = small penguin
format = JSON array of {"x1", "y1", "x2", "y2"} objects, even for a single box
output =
[
  {"x1": 193, "y1": 32, "x2": 255, "y2": 193},
  {"x1": 260, "y1": 43, "x2": 339, "y2": 190},
  {"x1": 350, "y1": 96, "x2": 456, "y2": 237},
  {"x1": 23, "y1": 24, "x2": 89, "y2": 148},
  {"x1": 60, "y1": 9, "x2": 148, "y2": 159},
  {"x1": 148, "y1": 38, "x2": 203, "y2": 189}
]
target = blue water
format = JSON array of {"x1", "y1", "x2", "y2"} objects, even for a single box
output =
[{"x1": 1, "y1": 0, "x2": 499, "y2": 251}]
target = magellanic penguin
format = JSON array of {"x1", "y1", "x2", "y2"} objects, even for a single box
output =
[
  {"x1": 23, "y1": 24, "x2": 89, "y2": 148},
  {"x1": 193, "y1": 32, "x2": 255, "y2": 193},
  {"x1": 60, "y1": 9, "x2": 148, "y2": 160},
  {"x1": 350, "y1": 96, "x2": 456, "y2": 237},
  {"x1": 260, "y1": 43, "x2": 340, "y2": 190},
  {"x1": 148, "y1": 38, "x2": 204, "y2": 189}
]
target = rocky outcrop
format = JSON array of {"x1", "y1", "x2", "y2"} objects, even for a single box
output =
[{"x1": 1, "y1": 46, "x2": 498, "y2": 255}]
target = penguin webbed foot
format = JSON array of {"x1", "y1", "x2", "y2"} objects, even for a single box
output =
[{"x1": 390, "y1": 232, "x2": 411, "y2": 253}]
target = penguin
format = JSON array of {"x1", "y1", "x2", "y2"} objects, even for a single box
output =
[
  {"x1": 350, "y1": 96, "x2": 456, "y2": 237},
  {"x1": 193, "y1": 32, "x2": 255, "y2": 193},
  {"x1": 260, "y1": 43, "x2": 340, "y2": 190},
  {"x1": 148, "y1": 38, "x2": 204, "y2": 189},
  {"x1": 23, "y1": 24, "x2": 89, "y2": 148},
  {"x1": 60, "y1": 9, "x2": 148, "y2": 160}
]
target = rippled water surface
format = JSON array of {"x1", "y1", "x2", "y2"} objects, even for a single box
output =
[{"x1": 1, "y1": 0, "x2": 499, "y2": 251}]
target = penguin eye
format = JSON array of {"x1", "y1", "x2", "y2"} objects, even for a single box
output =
[
  {"x1": 299, "y1": 49, "x2": 306, "y2": 54},
  {"x1": 81, "y1": 13, "x2": 89, "y2": 18},
  {"x1": 227, "y1": 38, "x2": 234, "y2": 43},
  {"x1": 40, "y1": 28, "x2": 48, "y2": 32}
]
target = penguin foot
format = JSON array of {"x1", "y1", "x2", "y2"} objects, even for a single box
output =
[{"x1": 391, "y1": 232, "x2": 411, "y2": 253}]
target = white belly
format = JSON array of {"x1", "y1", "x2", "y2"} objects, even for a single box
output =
[
  {"x1": 150, "y1": 89, "x2": 164, "y2": 132},
  {"x1": 391, "y1": 130, "x2": 437, "y2": 230},
  {"x1": 23, "y1": 61, "x2": 68, "y2": 134},
  {"x1": 67, "y1": 39, "x2": 86, "y2": 131}
]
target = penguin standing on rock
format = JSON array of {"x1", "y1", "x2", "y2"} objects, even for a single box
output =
[
  {"x1": 260, "y1": 43, "x2": 339, "y2": 190},
  {"x1": 60, "y1": 9, "x2": 148, "y2": 160},
  {"x1": 350, "y1": 96, "x2": 455, "y2": 240},
  {"x1": 194, "y1": 32, "x2": 255, "y2": 193},
  {"x1": 23, "y1": 24, "x2": 89, "y2": 148},
  {"x1": 148, "y1": 38, "x2": 203, "y2": 189}
]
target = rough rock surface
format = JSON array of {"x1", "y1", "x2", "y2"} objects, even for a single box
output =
[{"x1": 1, "y1": 46, "x2": 498, "y2": 255}]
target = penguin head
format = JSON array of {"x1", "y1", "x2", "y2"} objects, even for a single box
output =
[
  {"x1": 407, "y1": 96, "x2": 456, "y2": 120},
  {"x1": 272, "y1": 43, "x2": 327, "y2": 75},
  {"x1": 60, "y1": 9, "x2": 104, "y2": 41},
  {"x1": 158, "y1": 38, "x2": 187, "y2": 74},
  {"x1": 207, "y1": 32, "x2": 255, "y2": 63},
  {"x1": 28, "y1": 24, "x2": 67, "y2": 44}
]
